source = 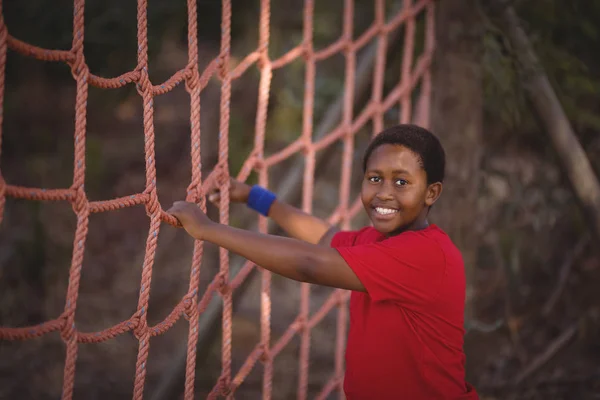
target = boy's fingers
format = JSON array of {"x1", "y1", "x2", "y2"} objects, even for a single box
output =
[
  {"x1": 167, "y1": 202, "x2": 190, "y2": 216},
  {"x1": 204, "y1": 177, "x2": 219, "y2": 195}
]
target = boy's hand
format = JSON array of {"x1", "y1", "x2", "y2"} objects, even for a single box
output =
[
  {"x1": 207, "y1": 177, "x2": 251, "y2": 205},
  {"x1": 167, "y1": 201, "x2": 214, "y2": 240}
]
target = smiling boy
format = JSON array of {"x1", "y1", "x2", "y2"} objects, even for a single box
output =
[{"x1": 168, "y1": 124, "x2": 478, "y2": 399}]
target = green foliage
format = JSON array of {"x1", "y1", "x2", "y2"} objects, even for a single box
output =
[
  {"x1": 483, "y1": 0, "x2": 600, "y2": 132},
  {"x1": 525, "y1": 0, "x2": 600, "y2": 131}
]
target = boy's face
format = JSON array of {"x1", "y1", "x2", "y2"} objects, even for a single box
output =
[{"x1": 361, "y1": 144, "x2": 440, "y2": 235}]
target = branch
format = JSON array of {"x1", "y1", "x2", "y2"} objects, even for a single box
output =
[
  {"x1": 513, "y1": 322, "x2": 578, "y2": 385},
  {"x1": 492, "y1": 5, "x2": 600, "y2": 243},
  {"x1": 465, "y1": 318, "x2": 504, "y2": 333},
  {"x1": 542, "y1": 234, "x2": 589, "y2": 317}
]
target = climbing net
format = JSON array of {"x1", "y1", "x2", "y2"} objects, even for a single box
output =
[{"x1": 0, "y1": 0, "x2": 434, "y2": 399}]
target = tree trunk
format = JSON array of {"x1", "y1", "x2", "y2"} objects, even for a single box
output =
[{"x1": 429, "y1": 0, "x2": 484, "y2": 319}]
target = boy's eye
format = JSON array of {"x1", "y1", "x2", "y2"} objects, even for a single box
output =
[{"x1": 368, "y1": 177, "x2": 408, "y2": 185}]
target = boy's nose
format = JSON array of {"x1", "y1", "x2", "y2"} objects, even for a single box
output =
[{"x1": 376, "y1": 189, "x2": 394, "y2": 201}]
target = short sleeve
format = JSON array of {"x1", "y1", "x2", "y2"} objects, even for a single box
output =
[
  {"x1": 333, "y1": 232, "x2": 446, "y2": 305},
  {"x1": 330, "y1": 230, "x2": 358, "y2": 248},
  {"x1": 330, "y1": 226, "x2": 378, "y2": 247}
]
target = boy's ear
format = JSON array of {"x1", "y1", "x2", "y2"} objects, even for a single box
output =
[{"x1": 425, "y1": 182, "x2": 442, "y2": 207}]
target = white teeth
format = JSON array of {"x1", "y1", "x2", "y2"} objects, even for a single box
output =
[{"x1": 375, "y1": 207, "x2": 398, "y2": 215}]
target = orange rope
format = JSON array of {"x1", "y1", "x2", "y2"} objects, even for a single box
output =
[{"x1": 0, "y1": 0, "x2": 435, "y2": 399}]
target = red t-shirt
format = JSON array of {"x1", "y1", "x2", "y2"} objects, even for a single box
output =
[{"x1": 331, "y1": 224, "x2": 478, "y2": 400}]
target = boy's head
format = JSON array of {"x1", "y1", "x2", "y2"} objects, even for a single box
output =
[{"x1": 361, "y1": 124, "x2": 445, "y2": 236}]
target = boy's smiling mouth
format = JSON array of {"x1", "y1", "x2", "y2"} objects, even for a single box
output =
[
  {"x1": 375, "y1": 207, "x2": 398, "y2": 215},
  {"x1": 371, "y1": 205, "x2": 399, "y2": 220}
]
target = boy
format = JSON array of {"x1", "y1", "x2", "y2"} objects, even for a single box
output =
[{"x1": 168, "y1": 124, "x2": 478, "y2": 399}]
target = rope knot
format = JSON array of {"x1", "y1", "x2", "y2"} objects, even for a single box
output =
[
  {"x1": 253, "y1": 155, "x2": 265, "y2": 170},
  {"x1": 70, "y1": 52, "x2": 88, "y2": 79},
  {"x1": 144, "y1": 190, "x2": 160, "y2": 216},
  {"x1": 217, "y1": 55, "x2": 228, "y2": 80},
  {"x1": 216, "y1": 272, "x2": 229, "y2": 296},
  {"x1": 343, "y1": 39, "x2": 354, "y2": 54},
  {"x1": 257, "y1": 52, "x2": 269, "y2": 70},
  {"x1": 71, "y1": 187, "x2": 88, "y2": 214},
  {"x1": 183, "y1": 292, "x2": 198, "y2": 319},
  {"x1": 132, "y1": 311, "x2": 147, "y2": 340},
  {"x1": 217, "y1": 375, "x2": 232, "y2": 396},
  {"x1": 302, "y1": 42, "x2": 313, "y2": 62},
  {"x1": 60, "y1": 316, "x2": 76, "y2": 342},
  {"x1": 185, "y1": 184, "x2": 201, "y2": 203},
  {"x1": 294, "y1": 316, "x2": 308, "y2": 332},
  {"x1": 259, "y1": 343, "x2": 271, "y2": 363},
  {"x1": 185, "y1": 64, "x2": 200, "y2": 91},
  {"x1": 136, "y1": 66, "x2": 152, "y2": 96}
]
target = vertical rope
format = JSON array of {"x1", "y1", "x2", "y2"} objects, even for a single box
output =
[
  {"x1": 400, "y1": 0, "x2": 415, "y2": 124},
  {"x1": 183, "y1": 0, "x2": 203, "y2": 398},
  {"x1": 256, "y1": 1, "x2": 274, "y2": 399},
  {"x1": 217, "y1": 0, "x2": 233, "y2": 396},
  {"x1": 61, "y1": 0, "x2": 90, "y2": 398},
  {"x1": 339, "y1": 0, "x2": 355, "y2": 230},
  {"x1": 419, "y1": 1, "x2": 435, "y2": 128},
  {"x1": 133, "y1": 0, "x2": 159, "y2": 397},
  {"x1": 298, "y1": 0, "x2": 315, "y2": 398},
  {"x1": 372, "y1": 0, "x2": 387, "y2": 136}
]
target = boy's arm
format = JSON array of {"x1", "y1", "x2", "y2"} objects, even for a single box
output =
[
  {"x1": 267, "y1": 200, "x2": 340, "y2": 245},
  {"x1": 168, "y1": 201, "x2": 364, "y2": 291},
  {"x1": 210, "y1": 179, "x2": 339, "y2": 245},
  {"x1": 206, "y1": 223, "x2": 361, "y2": 290}
]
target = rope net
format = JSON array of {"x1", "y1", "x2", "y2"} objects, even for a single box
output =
[{"x1": 0, "y1": 0, "x2": 434, "y2": 398}]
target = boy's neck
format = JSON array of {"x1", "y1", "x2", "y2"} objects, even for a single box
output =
[
  {"x1": 410, "y1": 219, "x2": 430, "y2": 231},
  {"x1": 385, "y1": 218, "x2": 430, "y2": 238}
]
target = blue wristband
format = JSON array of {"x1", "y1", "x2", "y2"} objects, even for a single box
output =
[{"x1": 247, "y1": 185, "x2": 276, "y2": 216}]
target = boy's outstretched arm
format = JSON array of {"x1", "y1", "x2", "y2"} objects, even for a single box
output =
[
  {"x1": 268, "y1": 199, "x2": 340, "y2": 246},
  {"x1": 209, "y1": 178, "x2": 339, "y2": 245},
  {"x1": 168, "y1": 201, "x2": 364, "y2": 291}
]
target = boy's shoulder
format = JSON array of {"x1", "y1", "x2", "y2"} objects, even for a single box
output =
[
  {"x1": 391, "y1": 224, "x2": 451, "y2": 244},
  {"x1": 382, "y1": 225, "x2": 461, "y2": 258},
  {"x1": 404, "y1": 224, "x2": 463, "y2": 265},
  {"x1": 332, "y1": 224, "x2": 461, "y2": 259},
  {"x1": 330, "y1": 226, "x2": 383, "y2": 247},
  {"x1": 353, "y1": 226, "x2": 385, "y2": 245}
]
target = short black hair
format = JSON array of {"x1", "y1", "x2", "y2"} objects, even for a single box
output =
[{"x1": 362, "y1": 124, "x2": 445, "y2": 184}]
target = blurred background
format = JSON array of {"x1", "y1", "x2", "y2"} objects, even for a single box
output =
[{"x1": 0, "y1": 0, "x2": 599, "y2": 399}]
